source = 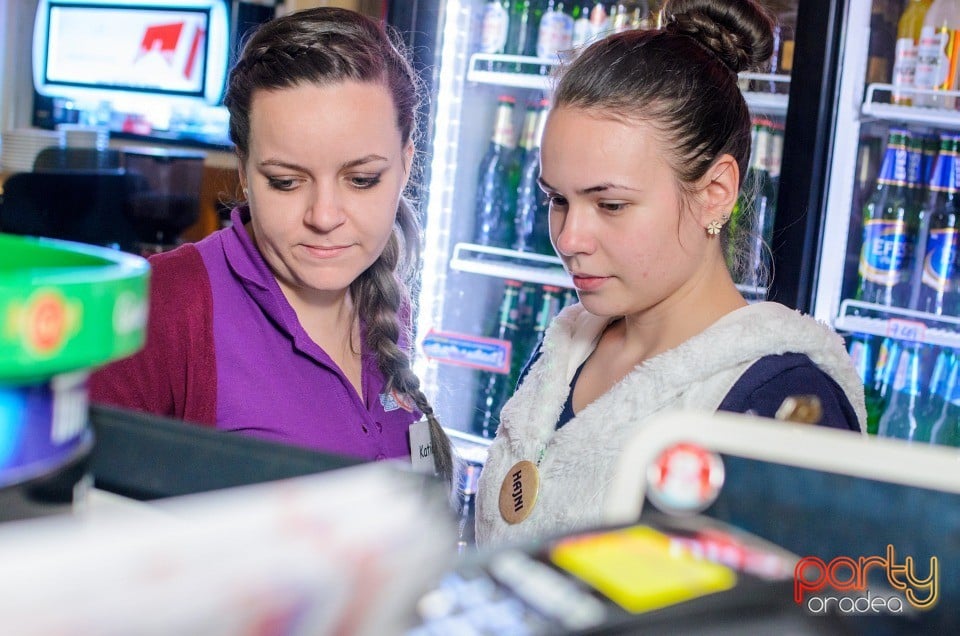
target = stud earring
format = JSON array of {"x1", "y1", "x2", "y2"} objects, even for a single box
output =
[{"x1": 706, "y1": 219, "x2": 723, "y2": 236}]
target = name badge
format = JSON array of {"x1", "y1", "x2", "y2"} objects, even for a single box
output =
[{"x1": 408, "y1": 419, "x2": 434, "y2": 474}]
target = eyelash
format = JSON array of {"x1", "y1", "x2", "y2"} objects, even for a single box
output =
[
  {"x1": 267, "y1": 177, "x2": 299, "y2": 192},
  {"x1": 351, "y1": 176, "x2": 381, "y2": 189},
  {"x1": 265, "y1": 175, "x2": 382, "y2": 191},
  {"x1": 547, "y1": 196, "x2": 627, "y2": 213}
]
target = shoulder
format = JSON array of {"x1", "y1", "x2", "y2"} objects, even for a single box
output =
[
  {"x1": 145, "y1": 243, "x2": 212, "y2": 317},
  {"x1": 718, "y1": 353, "x2": 860, "y2": 431}
]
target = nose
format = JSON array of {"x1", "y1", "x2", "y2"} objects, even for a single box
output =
[
  {"x1": 552, "y1": 205, "x2": 594, "y2": 257},
  {"x1": 304, "y1": 182, "x2": 346, "y2": 232}
]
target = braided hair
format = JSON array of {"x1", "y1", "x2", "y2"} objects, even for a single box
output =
[
  {"x1": 224, "y1": 8, "x2": 454, "y2": 483},
  {"x1": 554, "y1": 0, "x2": 775, "y2": 288}
]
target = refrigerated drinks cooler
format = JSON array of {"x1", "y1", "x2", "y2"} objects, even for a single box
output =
[
  {"x1": 812, "y1": 0, "x2": 960, "y2": 444},
  {"x1": 391, "y1": 1, "x2": 801, "y2": 441}
]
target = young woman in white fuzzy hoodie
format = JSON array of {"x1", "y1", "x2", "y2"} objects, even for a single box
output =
[{"x1": 474, "y1": 0, "x2": 867, "y2": 547}]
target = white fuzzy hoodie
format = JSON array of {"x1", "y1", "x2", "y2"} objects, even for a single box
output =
[{"x1": 474, "y1": 302, "x2": 867, "y2": 547}]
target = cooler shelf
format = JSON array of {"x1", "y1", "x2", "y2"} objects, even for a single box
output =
[
  {"x1": 833, "y1": 299, "x2": 960, "y2": 349},
  {"x1": 466, "y1": 54, "x2": 790, "y2": 114},
  {"x1": 449, "y1": 242, "x2": 573, "y2": 288},
  {"x1": 862, "y1": 84, "x2": 960, "y2": 128}
]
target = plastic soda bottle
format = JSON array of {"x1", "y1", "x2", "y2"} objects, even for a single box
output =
[{"x1": 893, "y1": 0, "x2": 934, "y2": 105}]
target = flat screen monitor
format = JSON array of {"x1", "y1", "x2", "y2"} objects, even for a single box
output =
[{"x1": 33, "y1": 0, "x2": 229, "y2": 106}]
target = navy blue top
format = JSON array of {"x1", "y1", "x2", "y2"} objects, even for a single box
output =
[{"x1": 519, "y1": 346, "x2": 860, "y2": 432}]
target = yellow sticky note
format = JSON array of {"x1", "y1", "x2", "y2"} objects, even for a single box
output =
[{"x1": 549, "y1": 525, "x2": 737, "y2": 614}]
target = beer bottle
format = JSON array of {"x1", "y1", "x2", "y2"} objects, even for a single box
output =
[
  {"x1": 513, "y1": 285, "x2": 564, "y2": 385},
  {"x1": 514, "y1": 99, "x2": 550, "y2": 252},
  {"x1": 514, "y1": 281, "x2": 540, "y2": 376},
  {"x1": 868, "y1": 337, "x2": 902, "y2": 435},
  {"x1": 848, "y1": 332, "x2": 877, "y2": 422},
  {"x1": 920, "y1": 132, "x2": 940, "y2": 194},
  {"x1": 892, "y1": 0, "x2": 934, "y2": 105},
  {"x1": 877, "y1": 342, "x2": 931, "y2": 441},
  {"x1": 507, "y1": 0, "x2": 533, "y2": 56},
  {"x1": 918, "y1": 345, "x2": 953, "y2": 425},
  {"x1": 474, "y1": 96, "x2": 518, "y2": 248},
  {"x1": 856, "y1": 128, "x2": 919, "y2": 308},
  {"x1": 473, "y1": 280, "x2": 523, "y2": 438},
  {"x1": 531, "y1": 284, "x2": 563, "y2": 345},
  {"x1": 736, "y1": 119, "x2": 777, "y2": 292},
  {"x1": 913, "y1": 133, "x2": 960, "y2": 315},
  {"x1": 929, "y1": 349, "x2": 960, "y2": 446},
  {"x1": 905, "y1": 132, "x2": 927, "y2": 211}
]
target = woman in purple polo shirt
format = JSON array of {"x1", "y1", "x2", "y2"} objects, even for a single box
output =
[{"x1": 90, "y1": 7, "x2": 453, "y2": 481}]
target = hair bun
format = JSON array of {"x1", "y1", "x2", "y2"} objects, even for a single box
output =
[{"x1": 661, "y1": 0, "x2": 775, "y2": 74}]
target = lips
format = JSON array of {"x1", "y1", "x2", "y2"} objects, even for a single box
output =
[
  {"x1": 571, "y1": 273, "x2": 609, "y2": 292},
  {"x1": 302, "y1": 244, "x2": 350, "y2": 259}
]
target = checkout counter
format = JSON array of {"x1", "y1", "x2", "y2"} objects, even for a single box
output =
[{"x1": 1, "y1": 233, "x2": 958, "y2": 634}]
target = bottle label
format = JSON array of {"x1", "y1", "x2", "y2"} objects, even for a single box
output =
[
  {"x1": 892, "y1": 37, "x2": 919, "y2": 102},
  {"x1": 915, "y1": 26, "x2": 960, "y2": 92},
  {"x1": 537, "y1": 10, "x2": 574, "y2": 58},
  {"x1": 519, "y1": 109, "x2": 538, "y2": 150},
  {"x1": 877, "y1": 142, "x2": 910, "y2": 184},
  {"x1": 859, "y1": 219, "x2": 913, "y2": 285},
  {"x1": 481, "y1": 2, "x2": 510, "y2": 54},
  {"x1": 922, "y1": 227, "x2": 959, "y2": 291},
  {"x1": 492, "y1": 104, "x2": 517, "y2": 148}
]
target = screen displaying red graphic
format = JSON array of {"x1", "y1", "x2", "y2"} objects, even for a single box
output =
[{"x1": 42, "y1": 3, "x2": 209, "y2": 97}]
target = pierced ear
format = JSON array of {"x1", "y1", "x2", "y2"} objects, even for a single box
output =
[{"x1": 698, "y1": 154, "x2": 740, "y2": 226}]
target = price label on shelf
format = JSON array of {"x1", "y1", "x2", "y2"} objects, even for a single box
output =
[{"x1": 886, "y1": 318, "x2": 927, "y2": 343}]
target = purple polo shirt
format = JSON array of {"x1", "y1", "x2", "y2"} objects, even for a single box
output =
[{"x1": 195, "y1": 207, "x2": 418, "y2": 460}]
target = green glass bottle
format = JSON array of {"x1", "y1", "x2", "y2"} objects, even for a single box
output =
[
  {"x1": 513, "y1": 99, "x2": 550, "y2": 253},
  {"x1": 847, "y1": 333, "x2": 878, "y2": 431},
  {"x1": 877, "y1": 342, "x2": 930, "y2": 441},
  {"x1": 912, "y1": 133, "x2": 960, "y2": 315},
  {"x1": 474, "y1": 96, "x2": 519, "y2": 248},
  {"x1": 473, "y1": 280, "x2": 523, "y2": 438},
  {"x1": 857, "y1": 128, "x2": 921, "y2": 308},
  {"x1": 929, "y1": 350, "x2": 960, "y2": 447}
]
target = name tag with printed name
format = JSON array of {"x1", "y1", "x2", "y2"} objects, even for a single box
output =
[{"x1": 408, "y1": 419, "x2": 434, "y2": 474}]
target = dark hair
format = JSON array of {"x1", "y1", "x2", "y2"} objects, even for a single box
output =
[
  {"x1": 224, "y1": 8, "x2": 454, "y2": 483},
  {"x1": 553, "y1": 0, "x2": 775, "y2": 285}
]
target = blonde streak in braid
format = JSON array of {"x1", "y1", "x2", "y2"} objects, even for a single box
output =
[{"x1": 356, "y1": 244, "x2": 457, "y2": 486}]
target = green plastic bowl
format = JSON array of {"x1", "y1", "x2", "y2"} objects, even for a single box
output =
[{"x1": 0, "y1": 233, "x2": 150, "y2": 384}]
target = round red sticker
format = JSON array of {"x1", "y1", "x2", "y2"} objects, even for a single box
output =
[
  {"x1": 26, "y1": 292, "x2": 68, "y2": 354},
  {"x1": 646, "y1": 442, "x2": 725, "y2": 514}
]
